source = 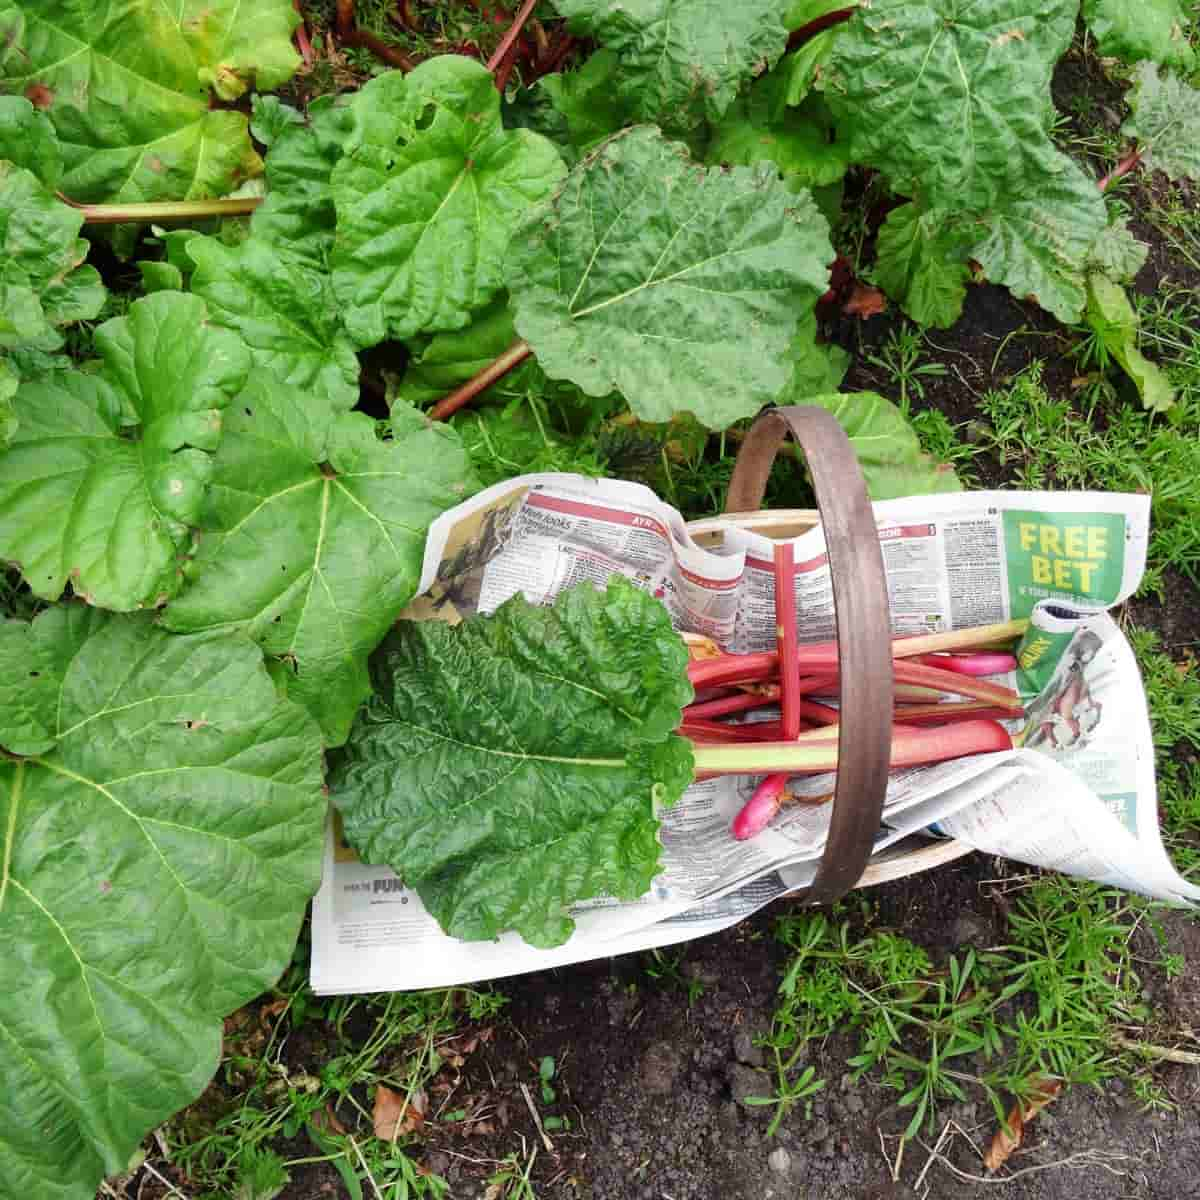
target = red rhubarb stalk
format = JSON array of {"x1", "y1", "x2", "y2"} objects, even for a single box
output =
[
  {"x1": 732, "y1": 774, "x2": 791, "y2": 840},
  {"x1": 775, "y1": 543, "x2": 802, "y2": 740},
  {"x1": 916, "y1": 652, "x2": 1018, "y2": 677},
  {"x1": 684, "y1": 688, "x2": 780, "y2": 721},
  {"x1": 893, "y1": 701, "x2": 1025, "y2": 726}
]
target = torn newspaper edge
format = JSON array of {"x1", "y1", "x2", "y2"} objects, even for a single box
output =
[{"x1": 311, "y1": 474, "x2": 1194, "y2": 994}]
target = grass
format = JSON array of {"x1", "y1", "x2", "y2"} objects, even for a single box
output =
[
  {"x1": 160, "y1": 935, "x2": 507, "y2": 1200},
  {"x1": 756, "y1": 880, "x2": 1176, "y2": 1144}
]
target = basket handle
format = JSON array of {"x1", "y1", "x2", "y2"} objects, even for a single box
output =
[{"x1": 725, "y1": 406, "x2": 894, "y2": 905}]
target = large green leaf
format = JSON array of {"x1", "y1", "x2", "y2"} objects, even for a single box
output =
[
  {"x1": 782, "y1": 312, "x2": 850, "y2": 398},
  {"x1": 0, "y1": 1, "x2": 287, "y2": 207},
  {"x1": 0, "y1": 608, "x2": 324, "y2": 1200},
  {"x1": 1123, "y1": 62, "x2": 1200, "y2": 184},
  {"x1": 508, "y1": 126, "x2": 833, "y2": 430},
  {"x1": 706, "y1": 85, "x2": 850, "y2": 191},
  {"x1": 0, "y1": 292, "x2": 251, "y2": 610},
  {"x1": 331, "y1": 576, "x2": 694, "y2": 948},
  {"x1": 331, "y1": 56, "x2": 566, "y2": 347},
  {"x1": 186, "y1": 235, "x2": 360, "y2": 413},
  {"x1": 550, "y1": 0, "x2": 788, "y2": 134},
  {"x1": 536, "y1": 49, "x2": 632, "y2": 159},
  {"x1": 784, "y1": 391, "x2": 962, "y2": 499},
  {"x1": 251, "y1": 95, "x2": 353, "y2": 269},
  {"x1": 823, "y1": 0, "x2": 1076, "y2": 210},
  {"x1": 0, "y1": 162, "x2": 105, "y2": 353},
  {"x1": 873, "y1": 203, "x2": 972, "y2": 329},
  {"x1": 163, "y1": 375, "x2": 477, "y2": 746},
  {"x1": 1083, "y1": 0, "x2": 1195, "y2": 71},
  {"x1": 0, "y1": 359, "x2": 14, "y2": 449},
  {"x1": 1085, "y1": 213, "x2": 1149, "y2": 284},
  {"x1": 0, "y1": 95, "x2": 62, "y2": 186},
  {"x1": 967, "y1": 151, "x2": 1107, "y2": 324},
  {"x1": 1085, "y1": 274, "x2": 1175, "y2": 413}
]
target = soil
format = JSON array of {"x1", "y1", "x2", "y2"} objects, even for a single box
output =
[{"x1": 118, "y1": 40, "x2": 1200, "y2": 1200}]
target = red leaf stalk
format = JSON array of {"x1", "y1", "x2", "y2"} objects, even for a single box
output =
[
  {"x1": 487, "y1": 0, "x2": 540, "y2": 76},
  {"x1": 428, "y1": 340, "x2": 533, "y2": 421}
]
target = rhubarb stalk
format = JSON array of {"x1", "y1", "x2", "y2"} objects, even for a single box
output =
[{"x1": 775, "y1": 542, "x2": 802, "y2": 740}]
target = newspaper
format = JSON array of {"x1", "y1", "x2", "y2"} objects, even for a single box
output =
[{"x1": 311, "y1": 474, "x2": 1197, "y2": 994}]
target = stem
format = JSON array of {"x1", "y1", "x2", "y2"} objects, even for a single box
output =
[
  {"x1": 775, "y1": 543, "x2": 801, "y2": 740},
  {"x1": 486, "y1": 0, "x2": 539, "y2": 74},
  {"x1": 1098, "y1": 148, "x2": 1143, "y2": 193},
  {"x1": 293, "y1": 0, "x2": 314, "y2": 66},
  {"x1": 892, "y1": 700, "x2": 1025, "y2": 726},
  {"x1": 785, "y1": 6, "x2": 857, "y2": 52},
  {"x1": 64, "y1": 196, "x2": 263, "y2": 224},
  {"x1": 684, "y1": 689, "x2": 780, "y2": 721},
  {"x1": 428, "y1": 340, "x2": 533, "y2": 421},
  {"x1": 732, "y1": 774, "x2": 791, "y2": 841},
  {"x1": 692, "y1": 719, "x2": 1013, "y2": 778},
  {"x1": 914, "y1": 652, "x2": 1019, "y2": 677}
]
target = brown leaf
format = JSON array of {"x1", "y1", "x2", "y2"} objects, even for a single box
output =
[
  {"x1": 310, "y1": 1104, "x2": 348, "y2": 1136},
  {"x1": 843, "y1": 284, "x2": 887, "y2": 318},
  {"x1": 373, "y1": 1085, "x2": 427, "y2": 1142},
  {"x1": 983, "y1": 1077, "x2": 1062, "y2": 1171}
]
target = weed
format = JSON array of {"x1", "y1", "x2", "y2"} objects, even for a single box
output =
[
  {"x1": 167, "y1": 979, "x2": 504, "y2": 1199},
  {"x1": 977, "y1": 362, "x2": 1200, "y2": 588},
  {"x1": 642, "y1": 948, "x2": 706, "y2": 1006},
  {"x1": 485, "y1": 1145, "x2": 539, "y2": 1199},
  {"x1": 760, "y1": 879, "x2": 1173, "y2": 1142},
  {"x1": 864, "y1": 324, "x2": 949, "y2": 417}
]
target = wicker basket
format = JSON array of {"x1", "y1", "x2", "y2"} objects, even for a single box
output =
[{"x1": 686, "y1": 406, "x2": 974, "y2": 902}]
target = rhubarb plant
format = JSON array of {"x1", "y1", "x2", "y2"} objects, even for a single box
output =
[{"x1": 0, "y1": 609, "x2": 325, "y2": 1200}]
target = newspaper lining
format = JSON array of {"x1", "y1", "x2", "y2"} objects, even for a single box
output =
[{"x1": 312, "y1": 474, "x2": 1196, "y2": 994}]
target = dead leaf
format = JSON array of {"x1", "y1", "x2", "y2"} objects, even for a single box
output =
[
  {"x1": 373, "y1": 1085, "x2": 427, "y2": 1142},
  {"x1": 843, "y1": 284, "x2": 887, "y2": 319},
  {"x1": 983, "y1": 1077, "x2": 1062, "y2": 1171},
  {"x1": 310, "y1": 1104, "x2": 348, "y2": 1136},
  {"x1": 259, "y1": 997, "x2": 289, "y2": 1026},
  {"x1": 993, "y1": 29, "x2": 1026, "y2": 46}
]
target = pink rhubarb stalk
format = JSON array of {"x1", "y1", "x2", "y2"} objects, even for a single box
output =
[
  {"x1": 915, "y1": 652, "x2": 1018, "y2": 677},
  {"x1": 732, "y1": 774, "x2": 791, "y2": 840}
]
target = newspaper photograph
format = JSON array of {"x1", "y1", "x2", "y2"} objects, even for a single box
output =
[{"x1": 311, "y1": 473, "x2": 1196, "y2": 995}]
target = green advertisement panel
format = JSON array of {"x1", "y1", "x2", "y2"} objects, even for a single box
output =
[{"x1": 1002, "y1": 509, "x2": 1126, "y2": 619}]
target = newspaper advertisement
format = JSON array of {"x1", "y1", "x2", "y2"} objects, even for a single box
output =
[{"x1": 311, "y1": 474, "x2": 1196, "y2": 994}]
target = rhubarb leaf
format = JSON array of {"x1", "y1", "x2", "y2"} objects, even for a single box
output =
[
  {"x1": 782, "y1": 312, "x2": 850, "y2": 398},
  {"x1": 0, "y1": 292, "x2": 251, "y2": 610},
  {"x1": 874, "y1": 203, "x2": 972, "y2": 329},
  {"x1": 0, "y1": 359, "x2": 15, "y2": 448},
  {"x1": 186, "y1": 0, "x2": 301, "y2": 100},
  {"x1": 0, "y1": 609, "x2": 324, "y2": 1200},
  {"x1": 968, "y1": 153, "x2": 1107, "y2": 325},
  {"x1": 251, "y1": 95, "x2": 352, "y2": 268},
  {"x1": 393, "y1": 295, "x2": 537, "y2": 410},
  {"x1": 1082, "y1": 0, "x2": 1195, "y2": 71},
  {"x1": 788, "y1": 391, "x2": 962, "y2": 499},
  {"x1": 707, "y1": 86, "x2": 850, "y2": 191},
  {"x1": 537, "y1": 50, "x2": 632, "y2": 158},
  {"x1": 0, "y1": 96, "x2": 61, "y2": 186},
  {"x1": 0, "y1": 1, "x2": 269, "y2": 208},
  {"x1": 163, "y1": 376, "x2": 477, "y2": 746},
  {"x1": 0, "y1": 162, "x2": 105, "y2": 352},
  {"x1": 186, "y1": 235, "x2": 360, "y2": 413},
  {"x1": 508, "y1": 127, "x2": 833, "y2": 430},
  {"x1": 1085, "y1": 274, "x2": 1175, "y2": 413},
  {"x1": 824, "y1": 0, "x2": 1076, "y2": 210},
  {"x1": 331, "y1": 576, "x2": 694, "y2": 947},
  {"x1": 777, "y1": 2, "x2": 859, "y2": 111},
  {"x1": 550, "y1": 0, "x2": 788, "y2": 134},
  {"x1": 1123, "y1": 63, "x2": 1200, "y2": 184},
  {"x1": 1085, "y1": 213, "x2": 1149, "y2": 284},
  {"x1": 331, "y1": 56, "x2": 565, "y2": 347}
]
